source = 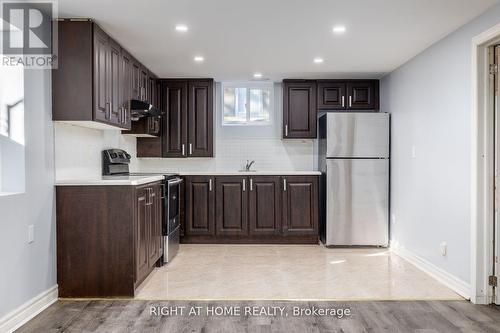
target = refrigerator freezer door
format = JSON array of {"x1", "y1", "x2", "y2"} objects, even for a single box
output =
[
  {"x1": 327, "y1": 113, "x2": 389, "y2": 158},
  {"x1": 326, "y1": 158, "x2": 389, "y2": 246}
]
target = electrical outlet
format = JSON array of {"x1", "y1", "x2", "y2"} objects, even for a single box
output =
[
  {"x1": 440, "y1": 242, "x2": 447, "y2": 256},
  {"x1": 411, "y1": 145, "x2": 417, "y2": 159},
  {"x1": 28, "y1": 225, "x2": 35, "y2": 244}
]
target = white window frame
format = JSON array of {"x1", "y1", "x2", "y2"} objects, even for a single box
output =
[{"x1": 221, "y1": 81, "x2": 274, "y2": 126}]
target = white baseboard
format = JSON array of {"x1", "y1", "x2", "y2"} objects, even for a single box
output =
[
  {"x1": 0, "y1": 285, "x2": 58, "y2": 333},
  {"x1": 391, "y1": 245, "x2": 471, "y2": 300}
]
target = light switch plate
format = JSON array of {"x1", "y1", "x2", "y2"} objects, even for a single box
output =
[{"x1": 28, "y1": 225, "x2": 34, "y2": 244}]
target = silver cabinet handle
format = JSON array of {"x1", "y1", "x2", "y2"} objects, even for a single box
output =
[
  {"x1": 283, "y1": 178, "x2": 287, "y2": 191},
  {"x1": 146, "y1": 188, "x2": 152, "y2": 205},
  {"x1": 182, "y1": 144, "x2": 185, "y2": 156},
  {"x1": 189, "y1": 143, "x2": 193, "y2": 155},
  {"x1": 341, "y1": 96, "x2": 345, "y2": 108},
  {"x1": 250, "y1": 179, "x2": 253, "y2": 191},
  {"x1": 160, "y1": 184, "x2": 166, "y2": 199},
  {"x1": 242, "y1": 178, "x2": 246, "y2": 192},
  {"x1": 105, "y1": 102, "x2": 110, "y2": 119},
  {"x1": 349, "y1": 96, "x2": 352, "y2": 107},
  {"x1": 209, "y1": 179, "x2": 213, "y2": 192},
  {"x1": 285, "y1": 125, "x2": 288, "y2": 137}
]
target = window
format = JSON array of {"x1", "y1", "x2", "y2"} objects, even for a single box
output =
[
  {"x1": 222, "y1": 82, "x2": 273, "y2": 125},
  {"x1": 0, "y1": 64, "x2": 25, "y2": 195},
  {"x1": 0, "y1": 66, "x2": 24, "y2": 145}
]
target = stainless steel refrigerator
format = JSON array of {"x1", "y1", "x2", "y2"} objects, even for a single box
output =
[{"x1": 318, "y1": 112, "x2": 390, "y2": 246}]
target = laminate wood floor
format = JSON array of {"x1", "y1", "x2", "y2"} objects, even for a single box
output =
[{"x1": 16, "y1": 300, "x2": 500, "y2": 333}]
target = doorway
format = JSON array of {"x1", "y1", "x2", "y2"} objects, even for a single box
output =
[{"x1": 494, "y1": 44, "x2": 500, "y2": 305}]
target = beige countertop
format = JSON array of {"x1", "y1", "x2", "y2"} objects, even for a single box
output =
[
  {"x1": 177, "y1": 171, "x2": 321, "y2": 176},
  {"x1": 55, "y1": 175, "x2": 165, "y2": 186}
]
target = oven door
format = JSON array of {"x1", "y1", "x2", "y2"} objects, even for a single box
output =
[{"x1": 166, "y1": 177, "x2": 182, "y2": 235}]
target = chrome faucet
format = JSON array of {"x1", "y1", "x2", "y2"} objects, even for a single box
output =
[{"x1": 245, "y1": 160, "x2": 255, "y2": 171}]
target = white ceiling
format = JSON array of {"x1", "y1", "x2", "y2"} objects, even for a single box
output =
[{"x1": 58, "y1": 0, "x2": 498, "y2": 81}]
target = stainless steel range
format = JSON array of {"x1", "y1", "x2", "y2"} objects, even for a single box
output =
[{"x1": 102, "y1": 149, "x2": 182, "y2": 263}]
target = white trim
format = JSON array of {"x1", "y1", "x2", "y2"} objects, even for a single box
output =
[
  {"x1": 0, "y1": 285, "x2": 58, "y2": 333},
  {"x1": 391, "y1": 245, "x2": 470, "y2": 300},
  {"x1": 471, "y1": 22, "x2": 500, "y2": 305}
]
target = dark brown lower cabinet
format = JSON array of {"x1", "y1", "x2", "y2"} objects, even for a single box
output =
[
  {"x1": 249, "y1": 176, "x2": 281, "y2": 236},
  {"x1": 282, "y1": 176, "x2": 318, "y2": 236},
  {"x1": 184, "y1": 175, "x2": 215, "y2": 236},
  {"x1": 181, "y1": 175, "x2": 318, "y2": 244},
  {"x1": 215, "y1": 176, "x2": 248, "y2": 236},
  {"x1": 56, "y1": 181, "x2": 162, "y2": 298}
]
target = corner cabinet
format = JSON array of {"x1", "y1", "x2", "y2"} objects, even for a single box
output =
[
  {"x1": 56, "y1": 181, "x2": 162, "y2": 297},
  {"x1": 282, "y1": 80, "x2": 317, "y2": 139},
  {"x1": 182, "y1": 175, "x2": 318, "y2": 244},
  {"x1": 53, "y1": 19, "x2": 158, "y2": 131}
]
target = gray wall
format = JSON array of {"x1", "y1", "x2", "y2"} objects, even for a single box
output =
[
  {"x1": 381, "y1": 3, "x2": 500, "y2": 284},
  {"x1": 0, "y1": 69, "x2": 56, "y2": 318}
]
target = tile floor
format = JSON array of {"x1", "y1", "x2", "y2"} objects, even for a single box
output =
[{"x1": 135, "y1": 244, "x2": 462, "y2": 300}]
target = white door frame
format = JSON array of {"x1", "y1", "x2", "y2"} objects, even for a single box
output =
[{"x1": 471, "y1": 23, "x2": 500, "y2": 304}]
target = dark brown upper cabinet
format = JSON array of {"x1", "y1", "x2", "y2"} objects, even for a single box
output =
[
  {"x1": 317, "y1": 81, "x2": 346, "y2": 110},
  {"x1": 317, "y1": 80, "x2": 379, "y2": 111},
  {"x1": 282, "y1": 80, "x2": 317, "y2": 139},
  {"x1": 159, "y1": 79, "x2": 214, "y2": 158},
  {"x1": 162, "y1": 80, "x2": 188, "y2": 157},
  {"x1": 347, "y1": 80, "x2": 379, "y2": 110},
  {"x1": 188, "y1": 80, "x2": 214, "y2": 157},
  {"x1": 53, "y1": 19, "x2": 157, "y2": 130}
]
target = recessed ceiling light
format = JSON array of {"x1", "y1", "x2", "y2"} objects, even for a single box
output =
[
  {"x1": 332, "y1": 25, "x2": 346, "y2": 34},
  {"x1": 194, "y1": 56, "x2": 204, "y2": 62},
  {"x1": 175, "y1": 24, "x2": 188, "y2": 32},
  {"x1": 313, "y1": 57, "x2": 324, "y2": 64},
  {"x1": 253, "y1": 73, "x2": 263, "y2": 78}
]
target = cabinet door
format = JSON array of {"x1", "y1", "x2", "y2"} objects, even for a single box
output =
[
  {"x1": 283, "y1": 81, "x2": 317, "y2": 138},
  {"x1": 148, "y1": 184, "x2": 162, "y2": 266},
  {"x1": 148, "y1": 75, "x2": 156, "y2": 105},
  {"x1": 248, "y1": 176, "x2": 281, "y2": 236},
  {"x1": 317, "y1": 81, "x2": 346, "y2": 110},
  {"x1": 188, "y1": 80, "x2": 213, "y2": 157},
  {"x1": 346, "y1": 81, "x2": 378, "y2": 110},
  {"x1": 135, "y1": 187, "x2": 149, "y2": 283},
  {"x1": 131, "y1": 60, "x2": 141, "y2": 100},
  {"x1": 140, "y1": 66, "x2": 149, "y2": 102},
  {"x1": 120, "y1": 50, "x2": 132, "y2": 129},
  {"x1": 162, "y1": 81, "x2": 188, "y2": 158},
  {"x1": 215, "y1": 176, "x2": 248, "y2": 236},
  {"x1": 282, "y1": 176, "x2": 318, "y2": 236},
  {"x1": 93, "y1": 27, "x2": 109, "y2": 123},
  {"x1": 108, "y1": 39, "x2": 121, "y2": 125},
  {"x1": 185, "y1": 176, "x2": 215, "y2": 236}
]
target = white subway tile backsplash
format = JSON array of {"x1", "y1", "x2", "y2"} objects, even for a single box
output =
[{"x1": 138, "y1": 139, "x2": 314, "y2": 173}]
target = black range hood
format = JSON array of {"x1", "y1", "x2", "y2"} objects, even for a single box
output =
[{"x1": 130, "y1": 99, "x2": 164, "y2": 120}]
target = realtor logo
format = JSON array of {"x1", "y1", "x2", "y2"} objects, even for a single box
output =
[{"x1": 1, "y1": 1, "x2": 57, "y2": 68}]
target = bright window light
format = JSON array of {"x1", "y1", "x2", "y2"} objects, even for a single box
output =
[{"x1": 222, "y1": 82, "x2": 273, "y2": 126}]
